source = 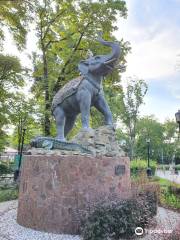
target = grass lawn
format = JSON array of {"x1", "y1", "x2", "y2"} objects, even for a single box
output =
[
  {"x1": 0, "y1": 186, "x2": 18, "y2": 202},
  {"x1": 152, "y1": 176, "x2": 180, "y2": 210},
  {"x1": 131, "y1": 172, "x2": 180, "y2": 211},
  {"x1": 155, "y1": 176, "x2": 180, "y2": 186}
]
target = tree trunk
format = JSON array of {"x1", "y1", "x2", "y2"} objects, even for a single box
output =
[
  {"x1": 42, "y1": 49, "x2": 50, "y2": 136},
  {"x1": 129, "y1": 138, "x2": 135, "y2": 161},
  {"x1": 129, "y1": 124, "x2": 135, "y2": 160},
  {"x1": 18, "y1": 117, "x2": 22, "y2": 154}
]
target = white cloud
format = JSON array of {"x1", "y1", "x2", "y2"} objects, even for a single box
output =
[
  {"x1": 140, "y1": 95, "x2": 179, "y2": 123},
  {"x1": 116, "y1": 18, "x2": 180, "y2": 80},
  {"x1": 167, "y1": 75, "x2": 180, "y2": 99},
  {"x1": 114, "y1": 0, "x2": 180, "y2": 122}
]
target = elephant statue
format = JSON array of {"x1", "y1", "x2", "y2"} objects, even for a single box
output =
[{"x1": 51, "y1": 37, "x2": 121, "y2": 141}]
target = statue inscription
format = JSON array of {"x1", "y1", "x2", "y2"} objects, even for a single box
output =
[{"x1": 115, "y1": 165, "x2": 125, "y2": 176}]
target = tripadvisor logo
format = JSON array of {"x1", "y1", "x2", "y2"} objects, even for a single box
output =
[{"x1": 135, "y1": 227, "x2": 144, "y2": 236}]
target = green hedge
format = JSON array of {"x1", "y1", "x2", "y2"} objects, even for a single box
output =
[
  {"x1": 131, "y1": 159, "x2": 157, "y2": 176},
  {"x1": 0, "y1": 164, "x2": 13, "y2": 175},
  {"x1": 175, "y1": 164, "x2": 180, "y2": 171},
  {"x1": 0, "y1": 185, "x2": 18, "y2": 202}
]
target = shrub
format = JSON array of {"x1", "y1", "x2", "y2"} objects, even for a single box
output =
[
  {"x1": 147, "y1": 176, "x2": 180, "y2": 210},
  {"x1": 0, "y1": 186, "x2": 18, "y2": 202},
  {"x1": 160, "y1": 187, "x2": 180, "y2": 210},
  {"x1": 175, "y1": 164, "x2": 180, "y2": 171},
  {"x1": 130, "y1": 159, "x2": 157, "y2": 177},
  {"x1": 169, "y1": 185, "x2": 180, "y2": 196},
  {"x1": 141, "y1": 190, "x2": 157, "y2": 217},
  {"x1": 80, "y1": 191, "x2": 157, "y2": 240},
  {"x1": 0, "y1": 163, "x2": 13, "y2": 175}
]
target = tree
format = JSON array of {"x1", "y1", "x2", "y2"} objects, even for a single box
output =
[
  {"x1": 0, "y1": 129, "x2": 8, "y2": 152},
  {"x1": 0, "y1": 54, "x2": 26, "y2": 151},
  {"x1": 128, "y1": 117, "x2": 179, "y2": 164},
  {"x1": 0, "y1": 54, "x2": 24, "y2": 108},
  {"x1": 135, "y1": 116, "x2": 164, "y2": 161},
  {"x1": 0, "y1": 0, "x2": 33, "y2": 49},
  {"x1": 162, "y1": 119, "x2": 179, "y2": 164},
  {"x1": 0, "y1": 0, "x2": 129, "y2": 141},
  {"x1": 9, "y1": 94, "x2": 41, "y2": 152},
  {"x1": 31, "y1": 0, "x2": 129, "y2": 136},
  {"x1": 119, "y1": 77, "x2": 148, "y2": 160}
]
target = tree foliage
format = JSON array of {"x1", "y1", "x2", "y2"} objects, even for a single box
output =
[
  {"x1": 0, "y1": 0, "x2": 130, "y2": 148},
  {"x1": 0, "y1": 0, "x2": 34, "y2": 49},
  {"x1": 119, "y1": 115, "x2": 179, "y2": 164},
  {"x1": 118, "y1": 77, "x2": 148, "y2": 159},
  {"x1": 0, "y1": 54, "x2": 25, "y2": 151},
  {"x1": 162, "y1": 119, "x2": 179, "y2": 164},
  {"x1": 135, "y1": 116, "x2": 164, "y2": 160},
  {"x1": 9, "y1": 94, "x2": 42, "y2": 151}
]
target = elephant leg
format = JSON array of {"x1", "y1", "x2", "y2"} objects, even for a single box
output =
[
  {"x1": 64, "y1": 116, "x2": 76, "y2": 137},
  {"x1": 94, "y1": 95, "x2": 113, "y2": 125},
  {"x1": 78, "y1": 91, "x2": 91, "y2": 129},
  {"x1": 53, "y1": 106, "x2": 66, "y2": 141}
]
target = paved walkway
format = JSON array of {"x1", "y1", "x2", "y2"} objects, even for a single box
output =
[
  {"x1": 0, "y1": 201, "x2": 179, "y2": 240},
  {"x1": 156, "y1": 170, "x2": 180, "y2": 184}
]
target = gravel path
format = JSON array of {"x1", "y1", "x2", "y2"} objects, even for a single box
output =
[
  {"x1": 0, "y1": 201, "x2": 179, "y2": 240},
  {"x1": 141, "y1": 207, "x2": 180, "y2": 240},
  {"x1": 0, "y1": 200, "x2": 17, "y2": 214},
  {"x1": 0, "y1": 201, "x2": 81, "y2": 240}
]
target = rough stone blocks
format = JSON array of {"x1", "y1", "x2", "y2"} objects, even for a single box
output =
[{"x1": 17, "y1": 155, "x2": 130, "y2": 234}]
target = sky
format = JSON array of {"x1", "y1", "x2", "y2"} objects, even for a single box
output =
[
  {"x1": 115, "y1": 0, "x2": 180, "y2": 122},
  {"x1": 3, "y1": 0, "x2": 180, "y2": 123}
]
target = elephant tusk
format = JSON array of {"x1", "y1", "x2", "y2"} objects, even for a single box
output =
[{"x1": 104, "y1": 58, "x2": 117, "y2": 65}]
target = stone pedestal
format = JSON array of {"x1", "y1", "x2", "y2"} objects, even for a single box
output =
[{"x1": 17, "y1": 155, "x2": 130, "y2": 234}]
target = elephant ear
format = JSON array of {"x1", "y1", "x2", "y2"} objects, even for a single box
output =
[{"x1": 78, "y1": 60, "x2": 89, "y2": 75}]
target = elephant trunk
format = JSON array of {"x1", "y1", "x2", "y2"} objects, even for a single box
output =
[{"x1": 97, "y1": 37, "x2": 121, "y2": 62}]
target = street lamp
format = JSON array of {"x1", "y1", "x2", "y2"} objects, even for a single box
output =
[
  {"x1": 146, "y1": 138, "x2": 152, "y2": 177},
  {"x1": 18, "y1": 127, "x2": 27, "y2": 170},
  {"x1": 175, "y1": 110, "x2": 180, "y2": 140},
  {"x1": 14, "y1": 127, "x2": 27, "y2": 181}
]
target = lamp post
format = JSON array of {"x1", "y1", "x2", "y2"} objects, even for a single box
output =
[
  {"x1": 146, "y1": 138, "x2": 152, "y2": 177},
  {"x1": 175, "y1": 110, "x2": 180, "y2": 140},
  {"x1": 18, "y1": 127, "x2": 27, "y2": 170},
  {"x1": 14, "y1": 127, "x2": 27, "y2": 181}
]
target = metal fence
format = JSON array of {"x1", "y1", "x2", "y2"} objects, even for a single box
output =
[
  {"x1": 0, "y1": 152, "x2": 16, "y2": 160},
  {"x1": 0, "y1": 152, "x2": 28, "y2": 182}
]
